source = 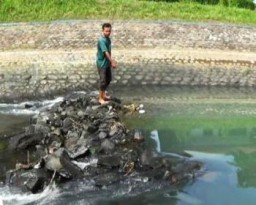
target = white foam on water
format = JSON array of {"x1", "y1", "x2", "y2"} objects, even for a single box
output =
[
  {"x1": 185, "y1": 150, "x2": 234, "y2": 163},
  {"x1": 150, "y1": 129, "x2": 187, "y2": 159},
  {"x1": 40, "y1": 97, "x2": 63, "y2": 108},
  {"x1": 112, "y1": 185, "x2": 133, "y2": 198},
  {"x1": 0, "y1": 183, "x2": 60, "y2": 205},
  {"x1": 73, "y1": 90, "x2": 87, "y2": 95},
  {"x1": 0, "y1": 96, "x2": 64, "y2": 115},
  {"x1": 150, "y1": 129, "x2": 161, "y2": 153},
  {"x1": 72, "y1": 158, "x2": 98, "y2": 170}
]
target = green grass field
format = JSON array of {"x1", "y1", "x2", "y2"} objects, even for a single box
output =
[{"x1": 0, "y1": 0, "x2": 255, "y2": 25}]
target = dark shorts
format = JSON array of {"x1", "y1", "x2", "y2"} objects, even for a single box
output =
[{"x1": 98, "y1": 66, "x2": 112, "y2": 91}]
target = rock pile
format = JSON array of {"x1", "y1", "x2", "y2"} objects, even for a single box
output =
[{"x1": 5, "y1": 92, "x2": 202, "y2": 193}]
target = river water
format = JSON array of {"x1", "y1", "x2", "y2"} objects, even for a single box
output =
[{"x1": 1, "y1": 86, "x2": 256, "y2": 205}]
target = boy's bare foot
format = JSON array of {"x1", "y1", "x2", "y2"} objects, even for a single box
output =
[
  {"x1": 104, "y1": 95, "x2": 111, "y2": 101},
  {"x1": 99, "y1": 98, "x2": 108, "y2": 105},
  {"x1": 103, "y1": 92, "x2": 111, "y2": 100}
]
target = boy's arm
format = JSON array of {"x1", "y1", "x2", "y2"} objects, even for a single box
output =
[{"x1": 104, "y1": 51, "x2": 117, "y2": 69}]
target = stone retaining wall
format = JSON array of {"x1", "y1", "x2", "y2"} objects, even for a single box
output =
[
  {"x1": 1, "y1": 20, "x2": 256, "y2": 51},
  {"x1": 0, "y1": 20, "x2": 256, "y2": 100}
]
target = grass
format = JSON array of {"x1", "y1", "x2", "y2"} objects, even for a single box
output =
[{"x1": 0, "y1": 0, "x2": 255, "y2": 25}]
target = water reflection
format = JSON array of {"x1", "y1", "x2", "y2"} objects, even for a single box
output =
[
  {"x1": 148, "y1": 128, "x2": 256, "y2": 205},
  {"x1": 235, "y1": 151, "x2": 256, "y2": 188},
  {"x1": 183, "y1": 151, "x2": 256, "y2": 205},
  {"x1": 120, "y1": 85, "x2": 256, "y2": 205}
]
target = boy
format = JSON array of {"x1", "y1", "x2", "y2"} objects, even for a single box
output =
[{"x1": 96, "y1": 23, "x2": 117, "y2": 104}]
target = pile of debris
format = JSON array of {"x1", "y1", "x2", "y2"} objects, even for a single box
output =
[{"x1": 5, "y1": 92, "x2": 202, "y2": 193}]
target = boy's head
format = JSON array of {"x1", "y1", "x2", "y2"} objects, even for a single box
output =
[{"x1": 102, "y1": 23, "x2": 112, "y2": 37}]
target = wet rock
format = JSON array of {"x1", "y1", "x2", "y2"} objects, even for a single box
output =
[
  {"x1": 8, "y1": 132, "x2": 43, "y2": 151},
  {"x1": 98, "y1": 123, "x2": 109, "y2": 132},
  {"x1": 87, "y1": 125, "x2": 98, "y2": 133},
  {"x1": 100, "y1": 139, "x2": 115, "y2": 153},
  {"x1": 58, "y1": 148, "x2": 84, "y2": 178},
  {"x1": 123, "y1": 149, "x2": 140, "y2": 163},
  {"x1": 104, "y1": 112, "x2": 119, "y2": 121},
  {"x1": 77, "y1": 110, "x2": 85, "y2": 118},
  {"x1": 91, "y1": 105, "x2": 100, "y2": 110},
  {"x1": 109, "y1": 125, "x2": 118, "y2": 137},
  {"x1": 66, "y1": 130, "x2": 79, "y2": 139},
  {"x1": 134, "y1": 130, "x2": 144, "y2": 142},
  {"x1": 24, "y1": 103, "x2": 34, "y2": 109},
  {"x1": 35, "y1": 145, "x2": 47, "y2": 158},
  {"x1": 84, "y1": 106, "x2": 93, "y2": 116},
  {"x1": 60, "y1": 111, "x2": 67, "y2": 119},
  {"x1": 52, "y1": 128, "x2": 61, "y2": 136},
  {"x1": 66, "y1": 106, "x2": 74, "y2": 113},
  {"x1": 98, "y1": 131, "x2": 108, "y2": 139},
  {"x1": 109, "y1": 97, "x2": 121, "y2": 104},
  {"x1": 6, "y1": 168, "x2": 49, "y2": 193},
  {"x1": 65, "y1": 137, "x2": 89, "y2": 159},
  {"x1": 53, "y1": 117, "x2": 62, "y2": 127},
  {"x1": 45, "y1": 148, "x2": 83, "y2": 178},
  {"x1": 97, "y1": 155, "x2": 121, "y2": 168},
  {"x1": 44, "y1": 155, "x2": 63, "y2": 171},
  {"x1": 25, "y1": 125, "x2": 36, "y2": 134},
  {"x1": 48, "y1": 141, "x2": 62, "y2": 153},
  {"x1": 172, "y1": 160, "x2": 202, "y2": 179},
  {"x1": 63, "y1": 117, "x2": 73, "y2": 130},
  {"x1": 34, "y1": 124, "x2": 51, "y2": 136},
  {"x1": 140, "y1": 149, "x2": 153, "y2": 166}
]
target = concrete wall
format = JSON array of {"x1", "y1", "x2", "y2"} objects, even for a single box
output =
[{"x1": 0, "y1": 20, "x2": 255, "y2": 100}]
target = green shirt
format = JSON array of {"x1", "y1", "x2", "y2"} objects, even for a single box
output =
[{"x1": 96, "y1": 36, "x2": 111, "y2": 69}]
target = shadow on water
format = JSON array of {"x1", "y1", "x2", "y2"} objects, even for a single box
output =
[
  {"x1": 0, "y1": 114, "x2": 30, "y2": 136},
  {"x1": 0, "y1": 114, "x2": 31, "y2": 182},
  {"x1": 0, "y1": 97, "x2": 63, "y2": 183}
]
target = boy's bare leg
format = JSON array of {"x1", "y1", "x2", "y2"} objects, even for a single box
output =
[{"x1": 99, "y1": 90, "x2": 107, "y2": 104}]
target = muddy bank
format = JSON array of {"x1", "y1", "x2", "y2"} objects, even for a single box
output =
[{"x1": 4, "y1": 92, "x2": 202, "y2": 194}]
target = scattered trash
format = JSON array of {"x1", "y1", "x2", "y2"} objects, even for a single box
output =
[
  {"x1": 139, "y1": 109, "x2": 145, "y2": 114},
  {"x1": 123, "y1": 103, "x2": 145, "y2": 114}
]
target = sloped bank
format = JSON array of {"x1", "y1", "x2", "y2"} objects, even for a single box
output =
[
  {"x1": 5, "y1": 92, "x2": 201, "y2": 194},
  {"x1": 0, "y1": 20, "x2": 256, "y2": 100}
]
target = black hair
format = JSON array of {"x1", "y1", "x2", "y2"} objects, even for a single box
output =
[{"x1": 102, "y1": 23, "x2": 112, "y2": 30}]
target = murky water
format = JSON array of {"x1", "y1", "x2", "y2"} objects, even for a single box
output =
[
  {"x1": 2, "y1": 86, "x2": 256, "y2": 204},
  {"x1": 0, "y1": 97, "x2": 64, "y2": 183},
  {"x1": 114, "y1": 85, "x2": 256, "y2": 205}
]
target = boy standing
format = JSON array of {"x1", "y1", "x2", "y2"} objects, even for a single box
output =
[{"x1": 96, "y1": 23, "x2": 117, "y2": 104}]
